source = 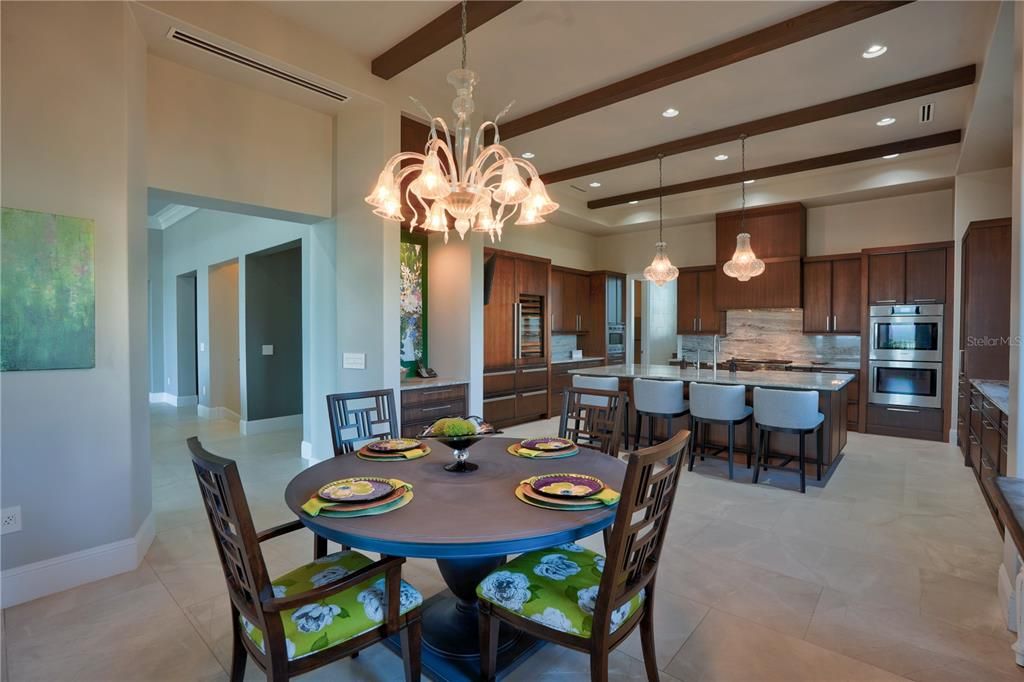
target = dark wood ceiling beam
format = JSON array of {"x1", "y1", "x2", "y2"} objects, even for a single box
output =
[
  {"x1": 371, "y1": 1, "x2": 520, "y2": 79},
  {"x1": 588, "y1": 130, "x2": 962, "y2": 209},
  {"x1": 541, "y1": 65, "x2": 975, "y2": 185},
  {"x1": 500, "y1": 1, "x2": 913, "y2": 139}
]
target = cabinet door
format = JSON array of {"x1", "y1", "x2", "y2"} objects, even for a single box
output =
[
  {"x1": 549, "y1": 270, "x2": 564, "y2": 332},
  {"x1": 802, "y1": 261, "x2": 832, "y2": 333},
  {"x1": 560, "y1": 272, "x2": 577, "y2": 331},
  {"x1": 516, "y1": 258, "x2": 549, "y2": 297},
  {"x1": 867, "y1": 253, "x2": 905, "y2": 305},
  {"x1": 575, "y1": 274, "x2": 591, "y2": 332},
  {"x1": 831, "y1": 258, "x2": 861, "y2": 333},
  {"x1": 484, "y1": 254, "x2": 517, "y2": 370},
  {"x1": 676, "y1": 272, "x2": 700, "y2": 334},
  {"x1": 613, "y1": 276, "x2": 625, "y2": 326},
  {"x1": 905, "y1": 248, "x2": 946, "y2": 304},
  {"x1": 697, "y1": 269, "x2": 720, "y2": 333}
]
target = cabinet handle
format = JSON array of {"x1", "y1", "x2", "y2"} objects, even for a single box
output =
[
  {"x1": 833, "y1": 315, "x2": 838, "y2": 330},
  {"x1": 913, "y1": 298, "x2": 937, "y2": 303},
  {"x1": 485, "y1": 370, "x2": 515, "y2": 377},
  {"x1": 420, "y1": 390, "x2": 451, "y2": 397},
  {"x1": 875, "y1": 299, "x2": 897, "y2": 304},
  {"x1": 483, "y1": 395, "x2": 515, "y2": 403},
  {"x1": 692, "y1": 318, "x2": 697, "y2": 331},
  {"x1": 825, "y1": 315, "x2": 831, "y2": 331},
  {"x1": 420, "y1": 404, "x2": 455, "y2": 413},
  {"x1": 520, "y1": 367, "x2": 547, "y2": 373},
  {"x1": 886, "y1": 407, "x2": 920, "y2": 413},
  {"x1": 698, "y1": 318, "x2": 702, "y2": 332},
  {"x1": 520, "y1": 389, "x2": 548, "y2": 397},
  {"x1": 513, "y1": 303, "x2": 520, "y2": 360}
]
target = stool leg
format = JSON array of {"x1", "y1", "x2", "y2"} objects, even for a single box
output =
[
  {"x1": 648, "y1": 414, "x2": 655, "y2": 449},
  {"x1": 687, "y1": 419, "x2": 697, "y2": 471},
  {"x1": 799, "y1": 432, "x2": 806, "y2": 494},
  {"x1": 746, "y1": 417, "x2": 753, "y2": 468},
  {"x1": 752, "y1": 427, "x2": 763, "y2": 484},
  {"x1": 727, "y1": 422, "x2": 735, "y2": 480},
  {"x1": 763, "y1": 431, "x2": 770, "y2": 470},
  {"x1": 700, "y1": 421, "x2": 707, "y2": 461},
  {"x1": 634, "y1": 412, "x2": 642, "y2": 451},
  {"x1": 816, "y1": 427, "x2": 823, "y2": 481}
]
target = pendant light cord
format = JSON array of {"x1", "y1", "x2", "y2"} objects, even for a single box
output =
[
  {"x1": 461, "y1": 0, "x2": 468, "y2": 69},
  {"x1": 740, "y1": 134, "x2": 747, "y2": 230},
  {"x1": 658, "y1": 153, "x2": 664, "y2": 241}
]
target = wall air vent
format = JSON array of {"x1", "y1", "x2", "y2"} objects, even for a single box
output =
[
  {"x1": 919, "y1": 102, "x2": 934, "y2": 123},
  {"x1": 569, "y1": 184, "x2": 588, "y2": 193},
  {"x1": 166, "y1": 28, "x2": 349, "y2": 103}
]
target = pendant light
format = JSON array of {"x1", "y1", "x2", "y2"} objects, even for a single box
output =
[
  {"x1": 643, "y1": 154, "x2": 679, "y2": 287},
  {"x1": 723, "y1": 134, "x2": 765, "y2": 282}
]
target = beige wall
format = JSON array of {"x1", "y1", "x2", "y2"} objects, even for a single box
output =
[
  {"x1": 208, "y1": 260, "x2": 240, "y2": 416},
  {"x1": 595, "y1": 221, "x2": 717, "y2": 274},
  {"x1": 147, "y1": 55, "x2": 333, "y2": 218},
  {"x1": 498, "y1": 221, "x2": 602, "y2": 271}
]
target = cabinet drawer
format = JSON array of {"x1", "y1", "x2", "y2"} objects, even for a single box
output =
[
  {"x1": 403, "y1": 399, "x2": 466, "y2": 423},
  {"x1": 846, "y1": 378, "x2": 859, "y2": 397},
  {"x1": 483, "y1": 394, "x2": 516, "y2": 424},
  {"x1": 981, "y1": 417, "x2": 1001, "y2": 468},
  {"x1": 401, "y1": 384, "x2": 467, "y2": 407},
  {"x1": 867, "y1": 404, "x2": 942, "y2": 434},
  {"x1": 484, "y1": 370, "x2": 516, "y2": 396},
  {"x1": 517, "y1": 366, "x2": 549, "y2": 390},
  {"x1": 846, "y1": 402, "x2": 859, "y2": 426},
  {"x1": 517, "y1": 389, "x2": 549, "y2": 419},
  {"x1": 981, "y1": 399, "x2": 1002, "y2": 432}
]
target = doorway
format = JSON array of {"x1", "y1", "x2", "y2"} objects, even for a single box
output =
[
  {"x1": 175, "y1": 271, "x2": 198, "y2": 402},
  {"x1": 208, "y1": 259, "x2": 240, "y2": 421}
]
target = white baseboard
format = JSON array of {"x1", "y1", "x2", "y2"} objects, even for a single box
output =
[
  {"x1": 1, "y1": 512, "x2": 155, "y2": 608},
  {"x1": 240, "y1": 413, "x2": 302, "y2": 435},
  {"x1": 198, "y1": 404, "x2": 241, "y2": 422},
  {"x1": 148, "y1": 393, "x2": 198, "y2": 407}
]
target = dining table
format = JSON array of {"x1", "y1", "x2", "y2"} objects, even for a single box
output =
[{"x1": 284, "y1": 435, "x2": 627, "y2": 682}]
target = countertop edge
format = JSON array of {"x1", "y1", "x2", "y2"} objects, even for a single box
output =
[
  {"x1": 567, "y1": 364, "x2": 855, "y2": 392},
  {"x1": 969, "y1": 379, "x2": 1010, "y2": 414},
  {"x1": 399, "y1": 377, "x2": 468, "y2": 391}
]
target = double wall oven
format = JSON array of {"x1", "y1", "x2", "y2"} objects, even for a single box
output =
[{"x1": 868, "y1": 304, "x2": 943, "y2": 409}]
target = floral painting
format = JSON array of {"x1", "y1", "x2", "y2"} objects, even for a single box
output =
[
  {"x1": 1, "y1": 207, "x2": 95, "y2": 371},
  {"x1": 399, "y1": 239, "x2": 426, "y2": 375}
]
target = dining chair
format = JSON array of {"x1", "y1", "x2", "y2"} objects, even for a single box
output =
[
  {"x1": 187, "y1": 436, "x2": 422, "y2": 682},
  {"x1": 326, "y1": 389, "x2": 399, "y2": 456},
  {"x1": 476, "y1": 429, "x2": 692, "y2": 682},
  {"x1": 559, "y1": 386, "x2": 625, "y2": 458}
]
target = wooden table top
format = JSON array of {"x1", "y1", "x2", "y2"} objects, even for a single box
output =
[{"x1": 285, "y1": 437, "x2": 627, "y2": 559}]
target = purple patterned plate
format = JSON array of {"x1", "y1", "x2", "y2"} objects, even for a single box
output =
[
  {"x1": 521, "y1": 437, "x2": 575, "y2": 451},
  {"x1": 367, "y1": 438, "x2": 422, "y2": 453},
  {"x1": 528, "y1": 473, "x2": 605, "y2": 499},
  {"x1": 318, "y1": 477, "x2": 395, "y2": 503}
]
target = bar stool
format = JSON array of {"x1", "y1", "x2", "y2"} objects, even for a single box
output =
[
  {"x1": 632, "y1": 379, "x2": 688, "y2": 450},
  {"x1": 688, "y1": 383, "x2": 753, "y2": 480},
  {"x1": 572, "y1": 375, "x2": 628, "y2": 447},
  {"x1": 752, "y1": 387, "x2": 824, "y2": 494}
]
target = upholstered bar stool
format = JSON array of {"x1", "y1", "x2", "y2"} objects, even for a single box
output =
[
  {"x1": 632, "y1": 379, "x2": 688, "y2": 450},
  {"x1": 688, "y1": 383, "x2": 753, "y2": 480},
  {"x1": 752, "y1": 387, "x2": 824, "y2": 494},
  {"x1": 572, "y1": 375, "x2": 629, "y2": 448}
]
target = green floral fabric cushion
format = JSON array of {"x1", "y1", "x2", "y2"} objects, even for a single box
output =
[
  {"x1": 476, "y1": 543, "x2": 645, "y2": 638},
  {"x1": 240, "y1": 550, "x2": 422, "y2": 661}
]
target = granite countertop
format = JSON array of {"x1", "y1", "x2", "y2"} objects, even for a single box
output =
[
  {"x1": 399, "y1": 376, "x2": 468, "y2": 391},
  {"x1": 551, "y1": 356, "x2": 605, "y2": 365},
  {"x1": 971, "y1": 379, "x2": 1009, "y2": 414},
  {"x1": 787, "y1": 360, "x2": 861, "y2": 371},
  {"x1": 567, "y1": 363, "x2": 854, "y2": 392}
]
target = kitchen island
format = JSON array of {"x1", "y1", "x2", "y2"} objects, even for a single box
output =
[{"x1": 568, "y1": 364, "x2": 854, "y2": 484}]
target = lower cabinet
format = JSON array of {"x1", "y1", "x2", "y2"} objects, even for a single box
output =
[
  {"x1": 400, "y1": 383, "x2": 468, "y2": 437},
  {"x1": 483, "y1": 363, "x2": 552, "y2": 428},
  {"x1": 550, "y1": 359, "x2": 606, "y2": 413},
  {"x1": 961, "y1": 382, "x2": 1008, "y2": 534}
]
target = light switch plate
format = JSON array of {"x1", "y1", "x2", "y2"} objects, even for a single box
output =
[
  {"x1": 2, "y1": 506, "x2": 22, "y2": 535},
  {"x1": 343, "y1": 352, "x2": 366, "y2": 370},
  {"x1": 262, "y1": 345, "x2": 274, "y2": 356}
]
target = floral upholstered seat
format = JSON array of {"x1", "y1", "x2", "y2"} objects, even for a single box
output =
[
  {"x1": 476, "y1": 543, "x2": 644, "y2": 638},
  {"x1": 241, "y1": 550, "x2": 422, "y2": 661}
]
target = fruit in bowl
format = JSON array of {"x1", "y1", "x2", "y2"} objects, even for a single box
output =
[{"x1": 419, "y1": 416, "x2": 496, "y2": 473}]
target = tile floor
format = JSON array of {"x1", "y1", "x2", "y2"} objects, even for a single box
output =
[{"x1": 3, "y1": 404, "x2": 1022, "y2": 681}]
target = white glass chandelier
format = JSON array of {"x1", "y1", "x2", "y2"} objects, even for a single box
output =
[
  {"x1": 643, "y1": 154, "x2": 679, "y2": 287},
  {"x1": 365, "y1": 1, "x2": 557, "y2": 243},
  {"x1": 723, "y1": 134, "x2": 765, "y2": 282}
]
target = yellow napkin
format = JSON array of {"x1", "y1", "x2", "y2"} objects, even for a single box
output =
[
  {"x1": 362, "y1": 447, "x2": 426, "y2": 459},
  {"x1": 510, "y1": 444, "x2": 576, "y2": 458},
  {"x1": 302, "y1": 479, "x2": 413, "y2": 516},
  {"x1": 514, "y1": 445, "x2": 546, "y2": 457},
  {"x1": 592, "y1": 488, "x2": 620, "y2": 505}
]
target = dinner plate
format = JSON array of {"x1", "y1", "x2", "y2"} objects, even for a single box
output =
[
  {"x1": 366, "y1": 438, "x2": 422, "y2": 453},
  {"x1": 519, "y1": 483, "x2": 603, "y2": 507},
  {"x1": 318, "y1": 477, "x2": 395, "y2": 503},
  {"x1": 514, "y1": 485, "x2": 604, "y2": 511},
  {"x1": 506, "y1": 443, "x2": 579, "y2": 459},
  {"x1": 528, "y1": 473, "x2": 605, "y2": 499},
  {"x1": 321, "y1": 486, "x2": 406, "y2": 512},
  {"x1": 320, "y1": 492, "x2": 414, "y2": 518},
  {"x1": 521, "y1": 437, "x2": 575, "y2": 452}
]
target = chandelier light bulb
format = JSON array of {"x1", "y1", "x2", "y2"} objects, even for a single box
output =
[
  {"x1": 527, "y1": 177, "x2": 558, "y2": 215},
  {"x1": 423, "y1": 201, "x2": 449, "y2": 233},
  {"x1": 492, "y1": 158, "x2": 530, "y2": 205},
  {"x1": 644, "y1": 242, "x2": 679, "y2": 287},
  {"x1": 409, "y1": 151, "x2": 450, "y2": 201},
  {"x1": 723, "y1": 233, "x2": 766, "y2": 282}
]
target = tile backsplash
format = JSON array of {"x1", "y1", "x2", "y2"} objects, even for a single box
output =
[
  {"x1": 677, "y1": 309, "x2": 859, "y2": 364},
  {"x1": 552, "y1": 333, "x2": 580, "y2": 360}
]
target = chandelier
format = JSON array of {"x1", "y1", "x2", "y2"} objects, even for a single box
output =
[
  {"x1": 643, "y1": 154, "x2": 679, "y2": 287},
  {"x1": 723, "y1": 134, "x2": 765, "y2": 282},
  {"x1": 365, "y1": 1, "x2": 557, "y2": 243}
]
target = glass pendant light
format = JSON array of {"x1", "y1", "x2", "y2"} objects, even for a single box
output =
[
  {"x1": 643, "y1": 154, "x2": 679, "y2": 287},
  {"x1": 723, "y1": 134, "x2": 765, "y2": 282}
]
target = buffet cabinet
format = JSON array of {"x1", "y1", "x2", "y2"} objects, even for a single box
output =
[
  {"x1": 550, "y1": 358, "x2": 606, "y2": 413},
  {"x1": 400, "y1": 383, "x2": 468, "y2": 438},
  {"x1": 960, "y1": 383, "x2": 1008, "y2": 533}
]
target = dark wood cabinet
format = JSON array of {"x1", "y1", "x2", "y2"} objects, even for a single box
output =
[
  {"x1": 580, "y1": 271, "x2": 626, "y2": 360},
  {"x1": 551, "y1": 268, "x2": 591, "y2": 332},
  {"x1": 867, "y1": 252, "x2": 905, "y2": 305},
  {"x1": 517, "y1": 257, "x2": 549, "y2": 297},
  {"x1": 905, "y1": 248, "x2": 946, "y2": 304},
  {"x1": 483, "y1": 253, "x2": 517, "y2": 370},
  {"x1": 400, "y1": 383, "x2": 468, "y2": 437},
  {"x1": 801, "y1": 255, "x2": 860, "y2": 334},
  {"x1": 677, "y1": 267, "x2": 721, "y2": 334},
  {"x1": 866, "y1": 246, "x2": 947, "y2": 306},
  {"x1": 960, "y1": 219, "x2": 1011, "y2": 380},
  {"x1": 697, "y1": 270, "x2": 720, "y2": 333}
]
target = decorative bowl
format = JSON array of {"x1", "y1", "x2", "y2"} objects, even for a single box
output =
[{"x1": 419, "y1": 416, "x2": 497, "y2": 472}]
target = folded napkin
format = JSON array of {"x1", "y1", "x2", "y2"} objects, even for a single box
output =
[
  {"x1": 510, "y1": 444, "x2": 577, "y2": 458},
  {"x1": 514, "y1": 446, "x2": 547, "y2": 457},
  {"x1": 302, "y1": 479, "x2": 413, "y2": 516},
  {"x1": 591, "y1": 487, "x2": 620, "y2": 505},
  {"x1": 361, "y1": 447, "x2": 426, "y2": 459}
]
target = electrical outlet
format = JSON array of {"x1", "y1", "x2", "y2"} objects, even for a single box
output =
[{"x1": 1, "y1": 506, "x2": 22, "y2": 535}]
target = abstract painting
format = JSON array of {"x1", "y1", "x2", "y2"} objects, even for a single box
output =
[
  {"x1": 399, "y1": 236, "x2": 427, "y2": 376},
  {"x1": 1, "y1": 207, "x2": 95, "y2": 371}
]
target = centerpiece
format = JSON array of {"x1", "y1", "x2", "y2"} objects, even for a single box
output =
[{"x1": 420, "y1": 416, "x2": 496, "y2": 472}]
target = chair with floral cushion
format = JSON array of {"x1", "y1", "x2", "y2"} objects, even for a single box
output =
[
  {"x1": 187, "y1": 436, "x2": 422, "y2": 682},
  {"x1": 476, "y1": 429, "x2": 691, "y2": 682}
]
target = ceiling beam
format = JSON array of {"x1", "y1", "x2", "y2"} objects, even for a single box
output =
[
  {"x1": 542, "y1": 65, "x2": 975, "y2": 185},
  {"x1": 499, "y1": 1, "x2": 913, "y2": 139},
  {"x1": 371, "y1": 1, "x2": 521, "y2": 79},
  {"x1": 587, "y1": 130, "x2": 962, "y2": 209}
]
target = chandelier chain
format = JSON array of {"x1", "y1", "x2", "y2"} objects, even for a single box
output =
[
  {"x1": 740, "y1": 133, "x2": 747, "y2": 229},
  {"x1": 461, "y1": 0, "x2": 468, "y2": 70},
  {"x1": 658, "y1": 153, "x2": 664, "y2": 241}
]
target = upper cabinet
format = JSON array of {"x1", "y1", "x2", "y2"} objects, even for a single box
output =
[
  {"x1": 802, "y1": 255, "x2": 860, "y2": 334},
  {"x1": 551, "y1": 268, "x2": 591, "y2": 332},
  {"x1": 905, "y1": 248, "x2": 947, "y2": 304},
  {"x1": 960, "y1": 219, "x2": 1011, "y2": 380},
  {"x1": 677, "y1": 267, "x2": 721, "y2": 334},
  {"x1": 867, "y1": 246, "x2": 947, "y2": 305},
  {"x1": 714, "y1": 202, "x2": 805, "y2": 310}
]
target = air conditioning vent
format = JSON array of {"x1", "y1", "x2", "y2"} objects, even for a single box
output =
[
  {"x1": 919, "y1": 102, "x2": 934, "y2": 123},
  {"x1": 569, "y1": 184, "x2": 588, "y2": 193},
  {"x1": 166, "y1": 28, "x2": 349, "y2": 103}
]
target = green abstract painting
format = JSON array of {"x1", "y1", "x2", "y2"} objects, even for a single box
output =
[{"x1": 1, "y1": 207, "x2": 95, "y2": 371}]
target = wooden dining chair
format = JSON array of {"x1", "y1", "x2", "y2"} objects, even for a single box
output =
[
  {"x1": 477, "y1": 429, "x2": 692, "y2": 682},
  {"x1": 560, "y1": 386, "x2": 626, "y2": 457},
  {"x1": 187, "y1": 436, "x2": 422, "y2": 682},
  {"x1": 326, "y1": 389, "x2": 399, "y2": 456}
]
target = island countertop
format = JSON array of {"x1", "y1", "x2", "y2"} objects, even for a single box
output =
[{"x1": 567, "y1": 363, "x2": 854, "y2": 392}]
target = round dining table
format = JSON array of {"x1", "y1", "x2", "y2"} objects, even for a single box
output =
[{"x1": 284, "y1": 436, "x2": 626, "y2": 682}]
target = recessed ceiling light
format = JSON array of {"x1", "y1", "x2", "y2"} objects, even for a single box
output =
[
  {"x1": 876, "y1": 117, "x2": 896, "y2": 126},
  {"x1": 714, "y1": 154, "x2": 729, "y2": 161},
  {"x1": 862, "y1": 44, "x2": 887, "y2": 59},
  {"x1": 662, "y1": 108, "x2": 680, "y2": 118},
  {"x1": 521, "y1": 152, "x2": 535, "y2": 159},
  {"x1": 589, "y1": 181, "x2": 602, "y2": 188},
  {"x1": 628, "y1": 200, "x2": 639, "y2": 205},
  {"x1": 744, "y1": 179, "x2": 755, "y2": 184},
  {"x1": 882, "y1": 153, "x2": 900, "y2": 159}
]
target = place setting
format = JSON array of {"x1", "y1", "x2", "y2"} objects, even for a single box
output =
[
  {"x1": 507, "y1": 436, "x2": 579, "y2": 459},
  {"x1": 300, "y1": 476, "x2": 414, "y2": 518},
  {"x1": 514, "y1": 473, "x2": 620, "y2": 511},
  {"x1": 357, "y1": 437, "x2": 431, "y2": 461}
]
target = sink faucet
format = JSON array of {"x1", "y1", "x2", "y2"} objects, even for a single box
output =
[{"x1": 712, "y1": 335, "x2": 721, "y2": 376}]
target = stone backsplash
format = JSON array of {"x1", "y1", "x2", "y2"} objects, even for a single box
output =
[{"x1": 552, "y1": 333, "x2": 580, "y2": 360}]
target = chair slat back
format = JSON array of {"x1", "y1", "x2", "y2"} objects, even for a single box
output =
[
  {"x1": 559, "y1": 387, "x2": 625, "y2": 456},
  {"x1": 596, "y1": 430, "x2": 690, "y2": 628},
  {"x1": 326, "y1": 389, "x2": 399, "y2": 455},
  {"x1": 187, "y1": 437, "x2": 270, "y2": 626}
]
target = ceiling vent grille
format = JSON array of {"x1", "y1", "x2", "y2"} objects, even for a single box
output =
[
  {"x1": 919, "y1": 102, "x2": 934, "y2": 123},
  {"x1": 166, "y1": 28, "x2": 349, "y2": 103},
  {"x1": 569, "y1": 184, "x2": 588, "y2": 193}
]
